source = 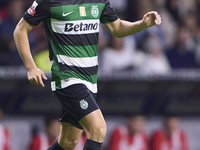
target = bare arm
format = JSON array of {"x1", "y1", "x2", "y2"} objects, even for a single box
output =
[
  {"x1": 13, "y1": 18, "x2": 47, "y2": 87},
  {"x1": 104, "y1": 11, "x2": 162, "y2": 38}
]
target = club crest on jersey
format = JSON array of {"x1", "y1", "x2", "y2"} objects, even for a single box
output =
[
  {"x1": 79, "y1": 6, "x2": 86, "y2": 17},
  {"x1": 80, "y1": 99, "x2": 88, "y2": 110},
  {"x1": 91, "y1": 5, "x2": 99, "y2": 18},
  {"x1": 28, "y1": 1, "x2": 38, "y2": 16}
]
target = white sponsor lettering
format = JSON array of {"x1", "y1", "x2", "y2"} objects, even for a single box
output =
[{"x1": 51, "y1": 19, "x2": 99, "y2": 35}]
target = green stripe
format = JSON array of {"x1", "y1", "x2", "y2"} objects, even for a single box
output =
[
  {"x1": 51, "y1": 3, "x2": 105, "y2": 21},
  {"x1": 55, "y1": 82, "x2": 62, "y2": 90},
  {"x1": 52, "y1": 70, "x2": 98, "y2": 84},
  {"x1": 54, "y1": 44, "x2": 98, "y2": 58},
  {"x1": 100, "y1": 15, "x2": 109, "y2": 23}
]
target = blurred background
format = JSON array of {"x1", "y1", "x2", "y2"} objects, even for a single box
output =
[{"x1": 1, "y1": 0, "x2": 200, "y2": 150}]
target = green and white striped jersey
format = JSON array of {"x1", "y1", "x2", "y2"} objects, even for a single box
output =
[{"x1": 23, "y1": 0, "x2": 118, "y2": 93}]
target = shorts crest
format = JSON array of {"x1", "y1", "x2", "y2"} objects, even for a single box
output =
[{"x1": 80, "y1": 99, "x2": 88, "y2": 110}]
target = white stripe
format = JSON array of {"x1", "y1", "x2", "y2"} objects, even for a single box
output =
[
  {"x1": 50, "y1": 60, "x2": 53, "y2": 65},
  {"x1": 57, "y1": 55, "x2": 98, "y2": 68},
  {"x1": 51, "y1": 81, "x2": 56, "y2": 91},
  {"x1": 51, "y1": 19, "x2": 99, "y2": 35},
  {"x1": 60, "y1": 78, "x2": 97, "y2": 93}
]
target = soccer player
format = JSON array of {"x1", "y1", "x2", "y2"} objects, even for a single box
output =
[{"x1": 13, "y1": 0, "x2": 161, "y2": 149}]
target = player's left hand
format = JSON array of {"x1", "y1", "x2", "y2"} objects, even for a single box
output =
[{"x1": 142, "y1": 11, "x2": 162, "y2": 28}]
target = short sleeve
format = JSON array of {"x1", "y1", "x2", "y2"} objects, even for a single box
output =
[
  {"x1": 23, "y1": 0, "x2": 50, "y2": 26},
  {"x1": 100, "y1": 0, "x2": 118, "y2": 24}
]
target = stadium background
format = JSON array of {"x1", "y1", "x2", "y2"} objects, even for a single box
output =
[{"x1": 1, "y1": 0, "x2": 200, "y2": 149}]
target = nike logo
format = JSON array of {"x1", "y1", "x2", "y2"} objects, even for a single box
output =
[{"x1": 62, "y1": 11, "x2": 74, "y2": 17}]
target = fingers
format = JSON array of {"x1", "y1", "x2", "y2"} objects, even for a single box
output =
[
  {"x1": 152, "y1": 11, "x2": 161, "y2": 25},
  {"x1": 146, "y1": 11, "x2": 158, "y2": 16},
  {"x1": 146, "y1": 11, "x2": 162, "y2": 25},
  {"x1": 37, "y1": 75, "x2": 45, "y2": 87},
  {"x1": 28, "y1": 75, "x2": 44, "y2": 87},
  {"x1": 42, "y1": 72, "x2": 48, "y2": 80},
  {"x1": 155, "y1": 13, "x2": 162, "y2": 25},
  {"x1": 28, "y1": 70, "x2": 47, "y2": 87},
  {"x1": 29, "y1": 77, "x2": 37, "y2": 85}
]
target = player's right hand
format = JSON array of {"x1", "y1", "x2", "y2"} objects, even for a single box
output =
[
  {"x1": 142, "y1": 11, "x2": 161, "y2": 28},
  {"x1": 27, "y1": 68, "x2": 47, "y2": 87}
]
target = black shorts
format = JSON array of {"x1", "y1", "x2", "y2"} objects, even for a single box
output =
[{"x1": 54, "y1": 84, "x2": 99, "y2": 130}]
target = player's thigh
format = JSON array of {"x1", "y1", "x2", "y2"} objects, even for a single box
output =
[
  {"x1": 58, "y1": 122, "x2": 84, "y2": 143},
  {"x1": 79, "y1": 109, "x2": 107, "y2": 140}
]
